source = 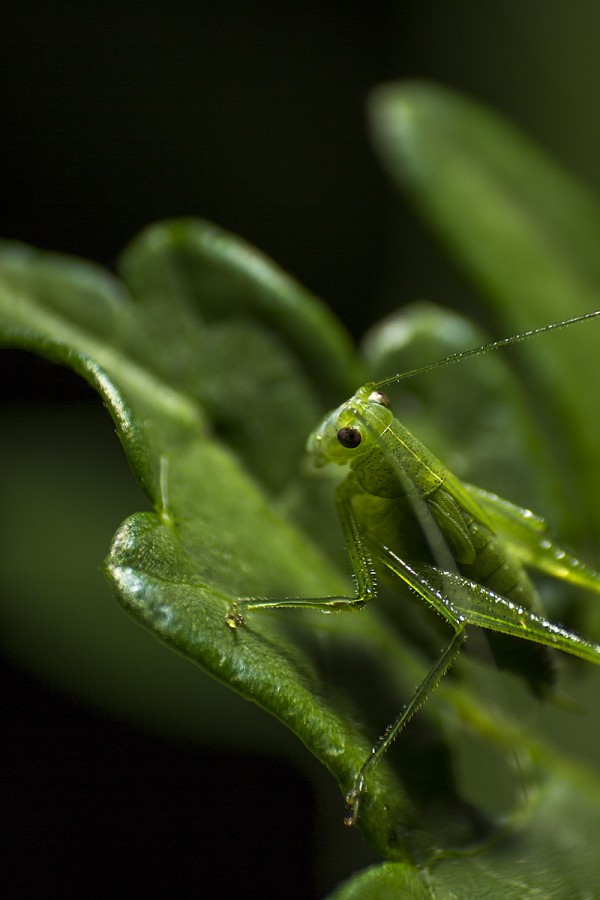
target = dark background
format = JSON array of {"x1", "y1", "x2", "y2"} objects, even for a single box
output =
[{"x1": 4, "y1": 2, "x2": 600, "y2": 896}]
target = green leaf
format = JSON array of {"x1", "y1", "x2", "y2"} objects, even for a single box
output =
[
  {"x1": 0, "y1": 220, "x2": 440, "y2": 860},
  {"x1": 369, "y1": 81, "x2": 600, "y2": 544},
  {"x1": 331, "y1": 763, "x2": 600, "y2": 898}
]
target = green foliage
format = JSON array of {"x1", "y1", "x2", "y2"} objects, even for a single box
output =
[
  {"x1": 331, "y1": 774, "x2": 600, "y2": 898},
  {"x1": 2, "y1": 83, "x2": 600, "y2": 894},
  {"x1": 370, "y1": 81, "x2": 600, "y2": 543}
]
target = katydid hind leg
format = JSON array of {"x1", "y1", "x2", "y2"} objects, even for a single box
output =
[
  {"x1": 382, "y1": 549, "x2": 600, "y2": 668},
  {"x1": 344, "y1": 623, "x2": 464, "y2": 827},
  {"x1": 464, "y1": 483, "x2": 600, "y2": 595},
  {"x1": 341, "y1": 542, "x2": 469, "y2": 825}
]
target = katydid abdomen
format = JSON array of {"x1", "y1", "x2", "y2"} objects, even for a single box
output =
[{"x1": 351, "y1": 415, "x2": 555, "y2": 697}]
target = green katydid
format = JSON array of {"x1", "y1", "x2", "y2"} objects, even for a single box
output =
[{"x1": 227, "y1": 309, "x2": 600, "y2": 827}]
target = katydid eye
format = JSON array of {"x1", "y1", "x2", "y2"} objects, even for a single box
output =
[
  {"x1": 368, "y1": 390, "x2": 391, "y2": 409},
  {"x1": 337, "y1": 426, "x2": 362, "y2": 449}
]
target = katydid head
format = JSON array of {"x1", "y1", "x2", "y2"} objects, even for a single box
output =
[
  {"x1": 307, "y1": 309, "x2": 600, "y2": 473},
  {"x1": 306, "y1": 384, "x2": 394, "y2": 468}
]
